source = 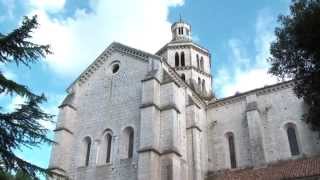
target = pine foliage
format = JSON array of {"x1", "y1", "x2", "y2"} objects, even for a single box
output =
[{"x1": 0, "y1": 15, "x2": 56, "y2": 179}]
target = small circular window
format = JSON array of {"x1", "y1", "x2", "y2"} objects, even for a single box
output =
[{"x1": 112, "y1": 63, "x2": 120, "y2": 74}]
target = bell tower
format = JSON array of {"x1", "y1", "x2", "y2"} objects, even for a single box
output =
[
  {"x1": 157, "y1": 19, "x2": 213, "y2": 99},
  {"x1": 171, "y1": 18, "x2": 192, "y2": 41}
]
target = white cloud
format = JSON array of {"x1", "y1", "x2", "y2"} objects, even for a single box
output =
[
  {"x1": 228, "y1": 39, "x2": 250, "y2": 68},
  {"x1": 27, "y1": 0, "x2": 184, "y2": 77},
  {"x1": 28, "y1": 0, "x2": 66, "y2": 12},
  {"x1": 219, "y1": 68, "x2": 278, "y2": 97},
  {"x1": 215, "y1": 9, "x2": 279, "y2": 98}
]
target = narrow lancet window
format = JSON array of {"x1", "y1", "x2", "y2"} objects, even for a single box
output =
[
  {"x1": 287, "y1": 125, "x2": 300, "y2": 156},
  {"x1": 106, "y1": 133, "x2": 112, "y2": 163},
  {"x1": 181, "y1": 74, "x2": 185, "y2": 81},
  {"x1": 181, "y1": 52, "x2": 185, "y2": 66},
  {"x1": 84, "y1": 137, "x2": 91, "y2": 166},
  {"x1": 122, "y1": 127, "x2": 134, "y2": 159},
  {"x1": 175, "y1": 52, "x2": 179, "y2": 67},
  {"x1": 128, "y1": 129, "x2": 134, "y2": 158},
  {"x1": 202, "y1": 79, "x2": 206, "y2": 92},
  {"x1": 200, "y1": 57, "x2": 204, "y2": 70},
  {"x1": 227, "y1": 132, "x2": 237, "y2": 168},
  {"x1": 196, "y1": 54, "x2": 200, "y2": 69}
]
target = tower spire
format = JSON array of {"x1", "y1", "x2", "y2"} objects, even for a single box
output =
[{"x1": 179, "y1": 13, "x2": 182, "y2": 22}]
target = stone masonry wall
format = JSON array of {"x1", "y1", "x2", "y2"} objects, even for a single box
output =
[
  {"x1": 67, "y1": 51, "x2": 149, "y2": 180},
  {"x1": 206, "y1": 83, "x2": 320, "y2": 173}
]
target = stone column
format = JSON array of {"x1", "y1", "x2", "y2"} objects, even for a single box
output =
[
  {"x1": 246, "y1": 94, "x2": 265, "y2": 166},
  {"x1": 186, "y1": 104, "x2": 202, "y2": 180},
  {"x1": 138, "y1": 76, "x2": 161, "y2": 180},
  {"x1": 48, "y1": 101, "x2": 77, "y2": 179},
  {"x1": 158, "y1": 81, "x2": 184, "y2": 180}
]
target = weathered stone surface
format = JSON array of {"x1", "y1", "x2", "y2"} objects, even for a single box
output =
[{"x1": 49, "y1": 20, "x2": 320, "y2": 180}]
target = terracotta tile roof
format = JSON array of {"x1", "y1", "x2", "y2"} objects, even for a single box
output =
[{"x1": 208, "y1": 157, "x2": 320, "y2": 180}]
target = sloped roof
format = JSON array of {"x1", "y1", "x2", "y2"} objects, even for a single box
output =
[
  {"x1": 66, "y1": 42, "x2": 162, "y2": 92},
  {"x1": 207, "y1": 157, "x2": 320, "y2": 180}
]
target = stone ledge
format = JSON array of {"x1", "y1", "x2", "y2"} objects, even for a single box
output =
[
  {"x1": 160, "y1": 104, "x2": 181, "y2": 114},
  {"x1": 58, "y1": 104, "x2": 77, "y2": 110},
  {"x1": 140, "y1": 103, "x2": 181, "y2": 114},
  {"x1": 54, "y1": 127, "x2": 74, "y2": 135},
  {"x1": 140, "y1": 103, "x2": 161, "y2": 111},
  {"x1": 138, "y1": 147, "x2": 161, "y2": 155},
  {"x1": 141, "y1": 76, "x2": 161, "y2": 84},
  {"x1": 161, "y1": 149, "x2": 182, "y2": 157},
  {"x1": 186, "y1": 125, "x2": 202, "y2": 132}
]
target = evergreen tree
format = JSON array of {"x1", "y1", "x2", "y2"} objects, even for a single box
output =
[
  {"x1": 269, "y1": 0, "x2": 320, "y2": 136},
  {"x1": 0, "y1": 15, "x2": 56, "y2": 179}
]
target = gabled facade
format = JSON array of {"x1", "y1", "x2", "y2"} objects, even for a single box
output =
[{"x1": 49, "y1": 20, "x2": 320, "y2": 180}]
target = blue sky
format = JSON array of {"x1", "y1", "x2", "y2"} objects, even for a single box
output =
[{"x1": 0, "y1": 0, "x2": 291, "y2": 176}]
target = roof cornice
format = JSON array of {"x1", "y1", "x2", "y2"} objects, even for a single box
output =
[
  {"x1": 207, "y1": 80, "x2": 295, "y2": 109},
  {"x1": 156, "y1": 41, "x2": 210, "y2": 56},
  {"x1": 66, "y1": 42, "x2": 162, "y2": 92}
]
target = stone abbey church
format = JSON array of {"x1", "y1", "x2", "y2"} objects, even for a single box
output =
[{"x1": 49, "y1": 20, "x2": 320, "y2": 180}]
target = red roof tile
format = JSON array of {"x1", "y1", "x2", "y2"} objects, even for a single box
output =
[{"x1": 208, "y1": 157, "x2": 320, "y2": 180}]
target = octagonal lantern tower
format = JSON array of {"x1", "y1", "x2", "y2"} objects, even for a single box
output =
[{"x1": 157, "y1": 19, "x2": 213, "y2": 98}]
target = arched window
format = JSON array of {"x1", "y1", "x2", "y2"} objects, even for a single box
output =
[
  {"x1": 200, "y1": 57, "x2": 204, "y2": 70},
  {"x1": 196, "y1": 54, "x2": 200, "y2": 69},
  {"x1": 175, "y1": 52, "x2": 179, "y2": 67},
  {"x1": 198, "y1": 77, "x2": 201, "y2": 91},
  {"x1": 121, "y1": 127, "x2": 134, "y2": 159},
  {"x1": 202, "y1": 79, "x2": 206, "y2": 92},
  {"x1": 178, "y1": 27, "x2": 183, "y2": 35},
  {"x1": 97, "y1": 130, "x2": 113, "y2": 165},
  {"x1": 181, "y1": 74, "x2": 185, "y2": 81},
  {"x1": 83, "y1": 137, "x2": 91, "y2": 166},
  {"x1": 128, "y1": 129, "x2": 134, "y2": 158},
  {"x1": 181, "y1": 52, "x2": 185, "y2": 66},
  {"x1": 286, "y1": 124, "x2": 300, "y2": 156},
  {"x1": 105, "y1": 133, "x2": 112, "y2": 163},
  {"x1": 226, "y1": 132, "x2": 237, "y2": 168}
]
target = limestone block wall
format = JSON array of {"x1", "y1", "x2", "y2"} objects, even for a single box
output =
[
  {"x1": 207, "y1": 98, "x2": 251, "y2": 171},
  {"x1": 206, "y1": 83, "x2": 320, "y2": 172},
  {"x1": 65, "y1": 51, "x2": 149, "y2": 180},
  {"x1": 190, "y1": 48, "x2": 210, "y2": 74},
  {"x1": 256, "y1": 86, "x2": 320, "y2": 162}
]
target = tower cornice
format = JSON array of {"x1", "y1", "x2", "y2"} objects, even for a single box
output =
[{"x1": 156, "y1": 41, "x2": 211, "y2": 57}]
